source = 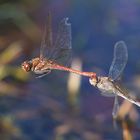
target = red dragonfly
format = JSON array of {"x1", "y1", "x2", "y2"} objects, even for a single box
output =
[{"x1": 22, "y1": 13, "x2": 96, "y2": 78}]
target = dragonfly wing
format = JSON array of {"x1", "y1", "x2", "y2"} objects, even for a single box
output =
[
  {"x1": 112, "y1": 95, "x2": 119, "y2": 119},
  {"x1": 51, "y1": 18, "x2": 72, "y2": 66},
  {"x1": 40, "y1": 12, "x2": 53, "y2": 60},
  {"x1": 100, "y1": 91, "x2": 115, "y2": 97},
  {"x1": 114, "y1": 83, "x2": 140, "y2": 107},
  {"x1": 109, "y1": 41, "x2": 128, "y2": 80}
]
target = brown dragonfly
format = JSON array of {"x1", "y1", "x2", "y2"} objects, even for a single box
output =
[{"x1": 22, "y1": 13, "x2": 96, "y2": 78}]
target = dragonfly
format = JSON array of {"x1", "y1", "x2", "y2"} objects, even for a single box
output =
[
  {"x1": 22, "y1": 13, "x2": 96, "y2": 79},
  {"x1": 89, "y1": 41, "x2": 140, "y2": 118}
]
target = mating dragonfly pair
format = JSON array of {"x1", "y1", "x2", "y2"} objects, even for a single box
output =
[{"x1": 22, "y1": 13, "x2": 140, "y2": 118}]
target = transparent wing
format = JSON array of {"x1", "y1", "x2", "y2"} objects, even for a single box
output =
[
  {"x1": 51, "y1": 18, "x2": 72, "y2": 65},
  {"x1": 100, "y1": 91, "x2": 115, "y2": 97},
  {"x1": 112, "y1": 95, "x2": 119, "y2": 119},
  {"x1": 40, "y1": 12, "x2": 53, "y2": 60},
  {"x1": 114, "y1": 83, "x2": 140, "y2": 108},
  {"x1": 109, "y1": 41, "x2": 128, "y2": 80}
]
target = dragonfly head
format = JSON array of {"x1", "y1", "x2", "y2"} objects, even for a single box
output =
[
  {"x1": 89, "y1": 76, "x2": 99, "y2": 87},
  {"x1": 21, "y1": 61, "x2": 32, "y2": 72}
]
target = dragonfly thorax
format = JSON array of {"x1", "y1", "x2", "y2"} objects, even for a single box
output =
[
  {"x1": 32, "y1": 59, "x2": 53, "y2": 74},
  {"x1": 89, "y1": 76, "x2": 116, "y2": 94}
]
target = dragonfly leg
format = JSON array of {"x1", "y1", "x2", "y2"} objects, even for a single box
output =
[
  {"x1": 35, "y1": 70, "x2": 51, "y2": 78},
  {"x1": 112, "y1": 95, "x2": 119, "y2": 119}
]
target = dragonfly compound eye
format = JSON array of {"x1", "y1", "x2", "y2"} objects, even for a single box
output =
[
  {"x1": 22, "y1": 61, "x2": 32, "y2": 72},
  {"x1": 89, "y1": 77, "x2": 97, "y2": 86}
]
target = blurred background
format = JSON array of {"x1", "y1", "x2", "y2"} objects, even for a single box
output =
[{"x1": 0, "y1": 0, "x2": 140, "y2": 139}]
